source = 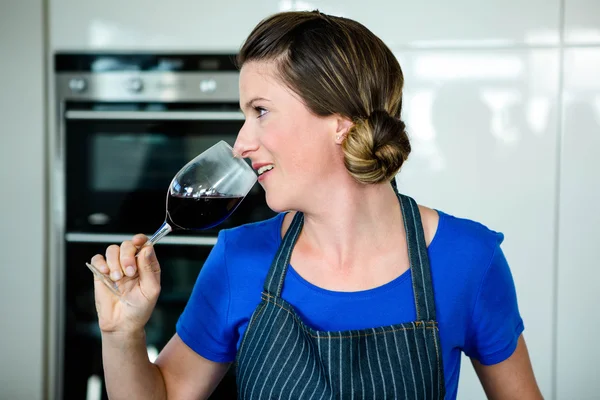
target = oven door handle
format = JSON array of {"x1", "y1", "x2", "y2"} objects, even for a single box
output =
[
  {"x1": 66, "y1": 232, "x2": 218, "y2": 246},
  {"x1": 65, "y1": 110, "x2": 245, "y2": 121}
]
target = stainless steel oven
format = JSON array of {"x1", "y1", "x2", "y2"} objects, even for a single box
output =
[{"x1": 49, "y1": 53, "x2": 275, "y2": 400}]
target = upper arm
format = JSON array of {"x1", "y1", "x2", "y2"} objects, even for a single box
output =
[
  {"x1": 471, "y1": 334, "x2": 543, "y2": 400},
  {"x1": 176, "y1": 230, "x2": 238, "y2": 362},
  {"x1": 155, "y1": 333, "x2": 231, "y2": 400},
  {"x1": 463, "y1": 243, "x2": 524, "y2": 365},
  {"x1": 462, "y1": 236, "x2": 542, "y2": 398}
]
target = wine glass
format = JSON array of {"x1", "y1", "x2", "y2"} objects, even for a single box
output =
[{"x1": 86, "y1": 140, "x2": 257, "y2": 296}]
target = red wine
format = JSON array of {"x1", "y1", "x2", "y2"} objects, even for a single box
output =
[{"x1": 166, "y1": 193, "x2": 244, "y2": 230}]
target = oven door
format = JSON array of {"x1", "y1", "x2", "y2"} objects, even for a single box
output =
[
  {"x1": 64, "y1": 108, "x2": 275, "y2": 236},
  {"x1": 64, "y1": 240, "x2": 238, "y2": 400}
]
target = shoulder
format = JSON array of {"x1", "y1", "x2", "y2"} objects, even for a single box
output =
[
  {"x1": 433, "y1": 209, "x2": 505, "y2": 250},
  {"x1": 427, "y1": 206, "x2": 506, "y2": 279},
  {"x1": 416, "y1": 204, "x2": 502, "y2": 251}
]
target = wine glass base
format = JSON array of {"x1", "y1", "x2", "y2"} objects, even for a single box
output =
[{"x1": 86, "y1": 262, "x2": 122, "y2": 297}]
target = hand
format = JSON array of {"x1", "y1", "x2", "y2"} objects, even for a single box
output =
[{"x1": 89, "y1": 234, "x2": 161, "y2": 334}]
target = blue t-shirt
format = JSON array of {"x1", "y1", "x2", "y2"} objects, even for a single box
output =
[{"x1": 176, "y1": 210, "x2": 524, "y2": 399}]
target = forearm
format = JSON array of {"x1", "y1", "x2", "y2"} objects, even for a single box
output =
[{"x1": 101, "y1": 330, "x2": 167, "y2": 400}]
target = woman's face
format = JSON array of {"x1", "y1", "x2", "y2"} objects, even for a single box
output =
[{"x1": 234, "y1": 61, "x2": 344, "y2": 212}]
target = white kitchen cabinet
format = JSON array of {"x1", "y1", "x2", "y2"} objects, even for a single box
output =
[
  {"x1": 300, "y1": 0, "x2": 560, "y2": 47},
  {"x1": 50, "y1": 0, "x2": 562, "y2": 51},
  {"x1": 564, "y1": 0, "x2": 600, "y2": 45},
  {"x1": 50, "y1": 0, "x2": 283, "y2": 50},
  {"x1": 556, "y1": 47, "x2": 600, "y2": 400}
]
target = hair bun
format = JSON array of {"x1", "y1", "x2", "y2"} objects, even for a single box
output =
[{"x1": 342, "y1": 110, "x2": 411, "y2": 184}]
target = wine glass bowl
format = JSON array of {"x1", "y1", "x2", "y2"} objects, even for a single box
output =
[
  {"x1": 165, "y1": 141, "x2": 256, "y2": 231},
  {"x1": 86, "y1": 141, "x2": 257, "y2": 296}
]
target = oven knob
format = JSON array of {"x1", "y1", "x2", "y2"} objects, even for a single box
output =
[
  {"x1": 124, "y1": 77, "x2": 144, "y2": 93},
  {"x1": 68, "y1": 78, "x2": 87, "y2": 93},
  {"x1": 88, "y1": 213, "x2": 110, "y2": 225}
]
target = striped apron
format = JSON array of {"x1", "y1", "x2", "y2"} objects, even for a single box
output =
[{"x1": 235, "y1": 192, "x2": 446, "y2": 399}]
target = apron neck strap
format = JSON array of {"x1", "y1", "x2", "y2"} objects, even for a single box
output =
[
  {"x1": 263, "y1": 211, "x2": 304, "y2": 297},
  {"x1": 397, "y1": 192, "x2": 437, "y2": 321}
]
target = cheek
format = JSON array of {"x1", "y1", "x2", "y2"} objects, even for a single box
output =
[
  {"x1": 261, "y1": 119, "x2": 302, "y2": 161},
  {"x1": 283, "y1": 129, "x2": 322, "y2": 175},
  {"x1": 298, "y1": 122, "x2": 335, "y2": 169},
  {"x1": 263, "y1": 116, "x2": 334, "y2": 178}
]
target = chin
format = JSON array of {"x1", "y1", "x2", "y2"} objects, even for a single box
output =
[{"x1": 264, "y1": 190, "x2": 292, "y2": 213}]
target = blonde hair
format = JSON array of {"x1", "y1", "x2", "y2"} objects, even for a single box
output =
[{"x1": 238, "y1": 10, "x2": 410, "y2": 184}]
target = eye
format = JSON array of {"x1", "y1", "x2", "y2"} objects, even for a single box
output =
[{"x1": 254, "y1": 106, "x2": 268, "y2": 118}]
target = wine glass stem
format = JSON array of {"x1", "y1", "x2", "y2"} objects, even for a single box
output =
[{"x1": 142, "y1": 221, "x2": 173, "y2": 249}]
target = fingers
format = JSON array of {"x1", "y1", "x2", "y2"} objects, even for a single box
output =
[
  {"x1": 105, "y1": 244, "x2": 123, "y2": 281},
  {"x1": 132, "y1": 234, "x2": 148, "y2": 248},
  {"x1": 120, "y1": 240, "x2": 138, "y2": 277},
  {"x1": 90, "y1": 253, "x2": 109, "y2": 275},
  {"x1": 137, "y1": 246, "x2": 161, "y2": 300},
  {"x1": 97, "y1": 234, "x2": 147, "y2": 282},
  {"x1": 88, "y1": 233, "x2": 151, "y2": 287}
]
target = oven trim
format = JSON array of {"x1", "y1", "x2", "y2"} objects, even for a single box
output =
[
  {"x1": 65, "y1": 233, "x2": 218, "y2": 246},
  {"x1": 65, "y1": 110, "x2": 245, "y2": 121}
]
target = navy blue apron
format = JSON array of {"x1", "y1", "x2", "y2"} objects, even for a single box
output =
[{"x1": 235, "y1": 190, "x2": 446, "y2": 399}]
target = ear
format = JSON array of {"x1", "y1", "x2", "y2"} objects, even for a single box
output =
[{"x1": 334, "y1": 115, "x2": 354, "y2": 144}]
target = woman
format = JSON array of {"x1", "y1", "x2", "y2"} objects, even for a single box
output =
[{"x1": 90, "y1": 10, "x2": 543, "y2": 399}]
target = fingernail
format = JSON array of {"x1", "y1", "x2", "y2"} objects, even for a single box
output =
[
  {"x1": 99, "y1": 265, "x2": 109, "y2": 273},
  {"x1": 110, "y1": 270, "x2": 122, "y2": 280},
  {"x1": 145, "y1": 248, "x2": 153, "y2": 258},
  {"x1": 125, "y1": 266, "x2": 135, "y2": 276}
]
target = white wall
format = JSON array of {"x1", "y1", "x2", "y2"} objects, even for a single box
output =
[
  {"x1": 0, "y1": 1, "x2": 46, "y2": 399},
  {"x1": 42, "y1": 0, "x2": 600, "y2": 399}
]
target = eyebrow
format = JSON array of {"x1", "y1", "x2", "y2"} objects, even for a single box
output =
[{"x1": 241, "y1": 97, "x2": 270, "y2": 111}]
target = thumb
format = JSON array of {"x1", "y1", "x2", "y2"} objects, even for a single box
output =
[{"x1": 137, "y1": 246, "x2": 161, "y2": 299}]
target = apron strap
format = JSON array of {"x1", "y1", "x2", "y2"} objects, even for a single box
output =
[
  {"x1": 397, "y1": 191, "x2": 437, "y2": 321},
  {"x1": 263, "y1": 211, "x2": 304, "y2": 297}
]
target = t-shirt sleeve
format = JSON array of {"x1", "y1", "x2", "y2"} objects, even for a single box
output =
[
  {"x1": 176, "y1": 230, "x2": 237, "y2": 363},
  {"x1": 463, "y1": 242, "x2": 525, "y2": 365}
]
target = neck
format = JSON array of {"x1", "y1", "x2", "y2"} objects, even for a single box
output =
[{"x1": 298, "y1": 178, "x2": 404, "y2": 270}]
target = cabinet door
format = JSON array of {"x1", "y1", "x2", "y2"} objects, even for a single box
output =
[
  {"x1": 556, "y1": 47, "x2": 600, "y2": 400},
  {"x1": 303, "y1": 0, "x2": 560, "y2": 47},
  {"x1": 50, "y1": 0, "x2": 282, "y2": 50}
]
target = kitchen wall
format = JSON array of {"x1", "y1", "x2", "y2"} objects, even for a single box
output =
[
  {"x1": 1, "y1": 0, "x2": 597, "y2": 398},
  {"x1": 0, "y1": 1, "x2": 46, "y2": 400}
]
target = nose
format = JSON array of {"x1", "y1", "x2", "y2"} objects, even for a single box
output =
[{"x1": 233, "y1": 121, "x2": 259, "y2": 159}]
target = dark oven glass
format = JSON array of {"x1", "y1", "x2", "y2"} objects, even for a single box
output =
[
  {"x1": 64, "y1": 241, "x2": 238, "y2": 400},
  {"x1": 65, "y1": 116, "x2": 275, "y2": 235}
]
